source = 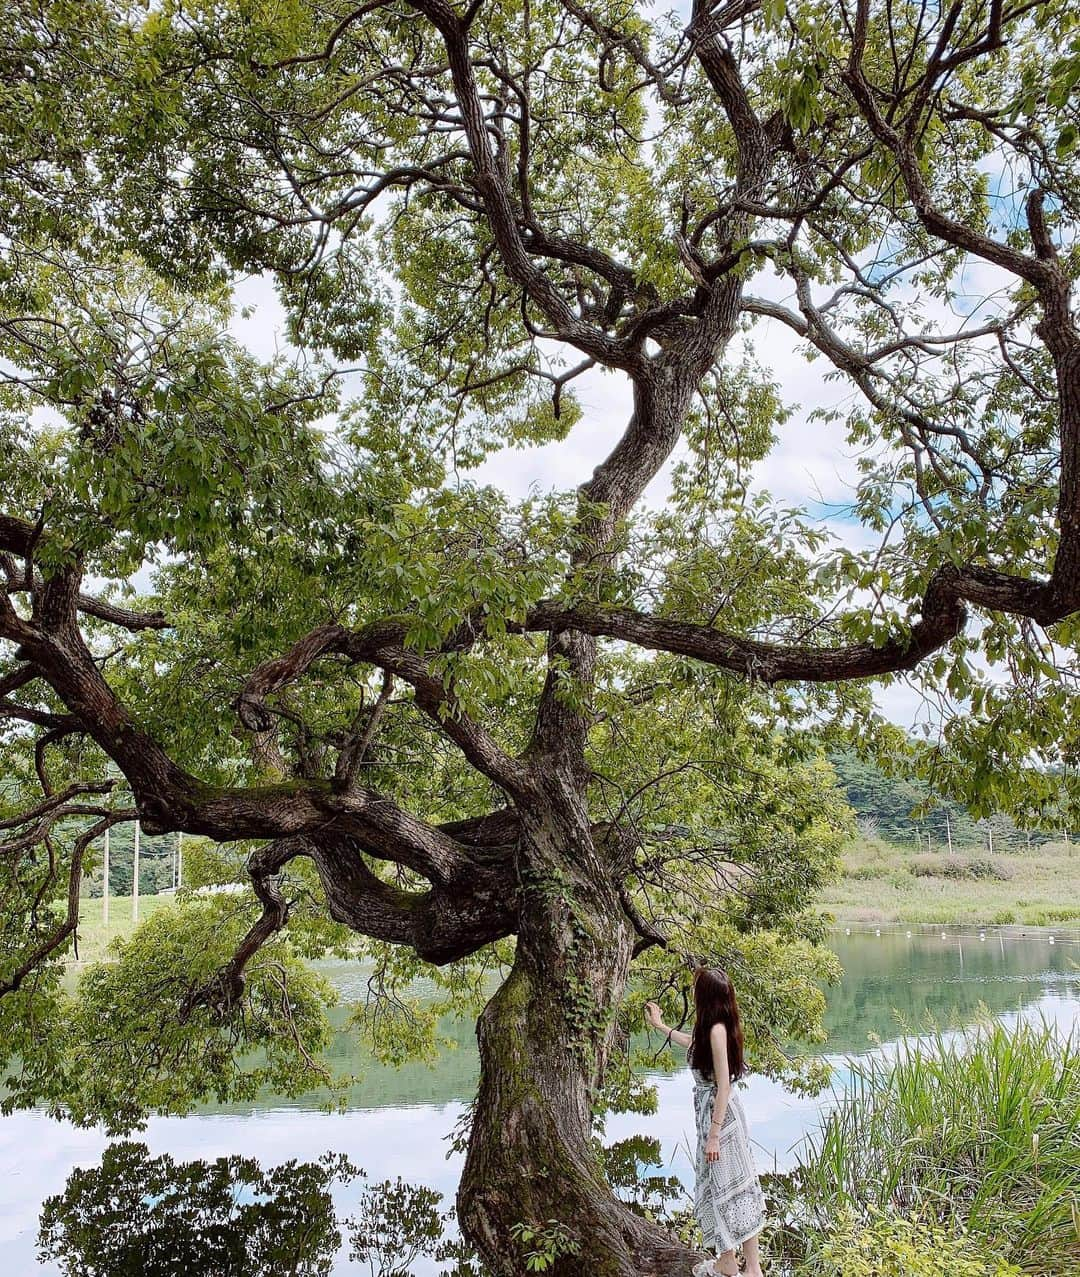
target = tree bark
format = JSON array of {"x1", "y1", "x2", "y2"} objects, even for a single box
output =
[{"x1": 458, "y1": 780, "x2": 700, "y2": 1276}]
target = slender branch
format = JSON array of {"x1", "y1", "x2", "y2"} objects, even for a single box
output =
[
  {"x1": 406, "y1": 0, "x2": 648, "y2": 372},
  {"x1": 237, "y1": 621, "x2": 531, "y2": 798},
  {"x1": 0, "y1": 780, "x2": 114, "y2": 832},
  {"x1": 180, "y1": 837, "x2": 303, "y2": 1016},
  {"x1": 0, "y1": 809, "x2": 136, "y2": 999}
]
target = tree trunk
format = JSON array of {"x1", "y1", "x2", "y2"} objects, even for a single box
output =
[{"x1": 457, "y1": 784, "x2": 700, "y2": 1276}]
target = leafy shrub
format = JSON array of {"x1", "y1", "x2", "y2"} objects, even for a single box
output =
[
  {"x1": 1022, "y1": 906, "x2": 1080, "y2": 925},
  {"x1": 909, "y1": 855, "x2": 1012, "y2": 881},
  {"x1": 6, "y1": 896, "x2": 340, "y2": 1132},
  {"x1": 39, "y1": 1142, "x2": 492, "y2": 1277},
  {"x1": 509, "y1": 1220, "x2": 581, "y2": 1272},
  {"x1": 811, "y1": 1208, "x2": 1023, "y2": 1277},
  {"x1": 842, "y1": 864, "x2": 883, "y2": 881}
]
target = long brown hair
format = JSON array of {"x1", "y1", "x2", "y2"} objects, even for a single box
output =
[{"x1": 689, "y1": 966, "x2": 746, "y2": 1082}]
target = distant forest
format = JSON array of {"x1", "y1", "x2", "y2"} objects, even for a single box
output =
[{"x1": 830, "y1": 752, "x2": 1068, "y2": 850}]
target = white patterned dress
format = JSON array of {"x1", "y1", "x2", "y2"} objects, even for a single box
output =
[{"x1": 689, "y1": 1046, "x2": 766, "y2": 1252}]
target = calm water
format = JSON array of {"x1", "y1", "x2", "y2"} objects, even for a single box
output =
[{"x1": 2, "y1": 926, "x2": 1077, "y2": 1276}]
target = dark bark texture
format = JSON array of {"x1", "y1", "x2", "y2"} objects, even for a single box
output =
[{"x1": 459, "y1": 776, "x2": 701, "y2": 1276}]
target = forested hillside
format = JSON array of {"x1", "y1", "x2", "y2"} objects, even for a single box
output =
[{"x1": 830, "y1": 753, "x2": 1069, "y2": 850}]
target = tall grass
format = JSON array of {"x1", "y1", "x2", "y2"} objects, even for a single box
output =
[
  {"x1": 785, "y1": 1017, "x2": 1080, "y2": 1274},
  {"x1": 818, "y1": 835, "x2": 1080, "y2": 925}
]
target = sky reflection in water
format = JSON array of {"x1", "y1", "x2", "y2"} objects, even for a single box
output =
[{"x1": 2, "y1": 927, "x2": 1077, "y2": 1276}]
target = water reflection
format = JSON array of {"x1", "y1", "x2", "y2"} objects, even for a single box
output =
[
  {"x1": 37, "y1": 1142, "x2": 482, "y2": 1277},
  {"x1": 820, "y1": 928, "x2": 1079, "y2": 1054},
  {"x1": 37, "y1": 1138, "x2": 692, "y2": 1277},
  {"x1": 4, "y1": 929, "x2": 1077, "y2": 1277},
  {"x1": 38, "y1": 1142, "x2": 350, "y2": 1277},
  {"x1": 304, "y1": 927, "x2": 1080, "y2": 1112}
]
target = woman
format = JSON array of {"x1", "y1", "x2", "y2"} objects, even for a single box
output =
[{"x1": 645, "y1": 967, "x2": 766, "y2": 1277}]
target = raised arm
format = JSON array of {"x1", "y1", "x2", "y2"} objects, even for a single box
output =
[{"x1": 643, "y1": 1001, "x2": 692, "y2": 1048}]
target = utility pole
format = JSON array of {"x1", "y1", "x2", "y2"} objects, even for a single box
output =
[
  {"x1": 132, "y1": 819, "x2": 140, "y2": 924},
  {"x1": 176, "y1": 831, "x2": 183, "y2": 891},
  {"x1": 945, "y1": 809, "x2": 952, "y2": 854}
]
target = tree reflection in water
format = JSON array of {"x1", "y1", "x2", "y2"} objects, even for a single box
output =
[
  {"x1": 38, "y1": 1142, "x2": 350, "y2": 1276},
  {"x1": 37, "y1": 1141, "x2": 485, "y2": 1277}
]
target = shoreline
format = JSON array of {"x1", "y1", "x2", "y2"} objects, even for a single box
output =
[
  {"x1": 818, "y1": 836, "x2": 1080, "y2": 930},
  {"x1": 824, "y1": 917, "x2": 1080, "y2": 940},
  {"x1": 822, "y1": 919, "x2": 1077, "y2": 950}
]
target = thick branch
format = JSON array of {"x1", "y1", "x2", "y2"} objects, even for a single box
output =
[
  {"x1": 518, "y1": 557, "x2": 1079, "y2": 681},
  {"x1": 308, "y1": 831, "x2": 519, "y2": 964},
  {"x1": 521, "y1": 571, "x2": 956, "y2": 683},
  {"x1": 5, "y1": 586, "x2": 510, "y2": 885},
  {"x1": 3, "y1": 566, "x2": 167, "y2": 631},
  {"x1": 0, "y1": 525, "x2": 166, "y2": 630},
  {"x1": 237, "y1": 620, "x2": 531, "y2": 798}
]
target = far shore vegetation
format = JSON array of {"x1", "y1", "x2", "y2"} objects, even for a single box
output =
[
  {"x1": 74, "y1": 837, "x2": 1080, "y2": 969},
  {"x1": 819, "y1": 836, "x2": 1080, "y2": 928}
]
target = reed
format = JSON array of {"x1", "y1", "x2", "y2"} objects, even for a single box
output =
[{"x1": 785, "y1": 1016, "x2": 1080, "y2": 1274}]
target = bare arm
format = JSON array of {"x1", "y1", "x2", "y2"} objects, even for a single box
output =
[
  {"x1": 643, "y1": 1001, "x2": 692, "y2": 1047},
  {"x1": 705, "y1": 1022, "x2": 732, "y2": 1161}
]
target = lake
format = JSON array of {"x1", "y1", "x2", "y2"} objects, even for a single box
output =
[{"x1": 3, "y1": 925, "x2": 1078, "y2": 1276}]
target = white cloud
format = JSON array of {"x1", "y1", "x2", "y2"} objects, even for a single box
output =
[{"x1": 230, "y1": 274, "x2": 292, "y2": 363}]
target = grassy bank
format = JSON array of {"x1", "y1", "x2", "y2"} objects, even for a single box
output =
[
  {"x1": 819, "y1": 837, "x2": 1080, "y2": 927},
  {"x1": 71, "y1": 894, "x2": 172, "y2": 964},
  {"x1": 765, "y1": 1018, "x2": 1080, "y2": 1276}
]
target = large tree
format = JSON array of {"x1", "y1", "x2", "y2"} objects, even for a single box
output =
[{"x1": 2, "y1": 0, "x2": 1080, "y2": 1272}]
